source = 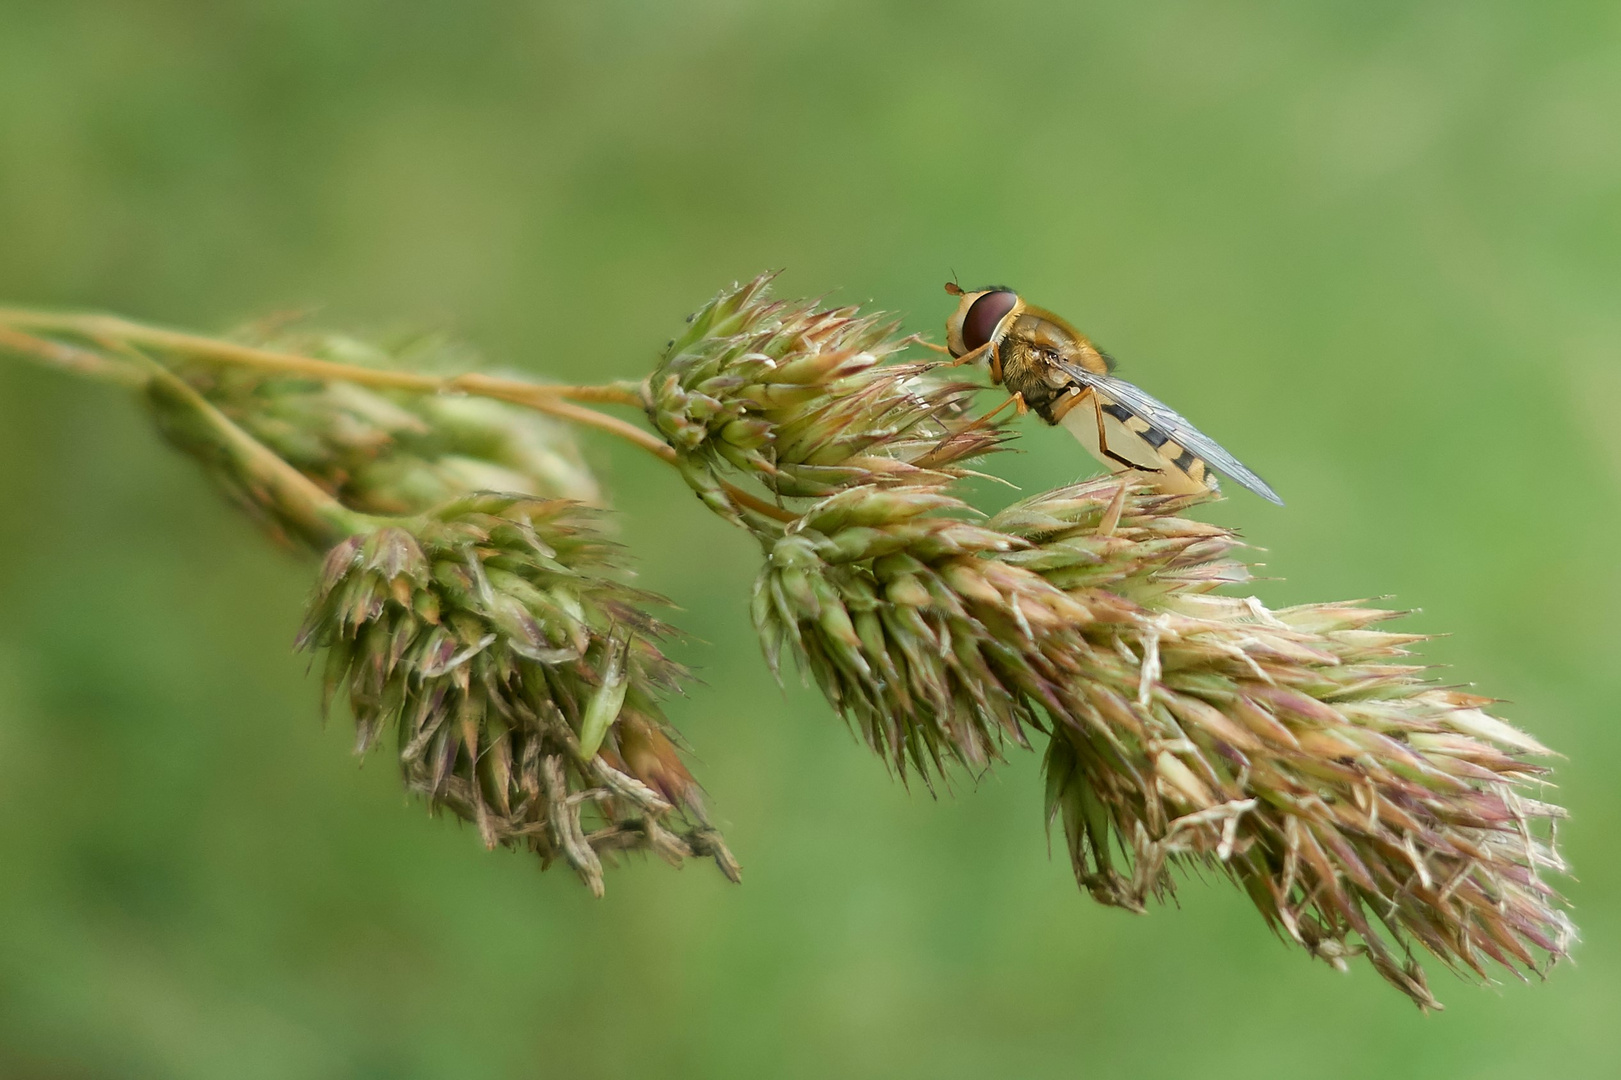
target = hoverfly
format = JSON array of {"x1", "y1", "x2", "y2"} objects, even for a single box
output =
[{"x1": 943, "y1": 284, "x2": 1283, "y2": 505}]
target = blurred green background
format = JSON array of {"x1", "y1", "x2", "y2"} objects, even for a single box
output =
[{"x1": 0, "y1": 1, "x2": 1618, "y2": 1076}]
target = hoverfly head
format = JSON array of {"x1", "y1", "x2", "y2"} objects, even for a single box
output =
[{"x1": 944, "y1": 284, "x2": 1019, "y2": 359}]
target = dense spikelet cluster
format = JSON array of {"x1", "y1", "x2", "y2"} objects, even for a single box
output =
[
  {"x1": 297, "y1": 493, "x2": 737, "y2": 894},
  {"x1": 649, "y1": 276, "x2": 1572, "y2": 1005},
  {"x1": 754, "y1": 495, "x2": 1052, "y2": 776},
  {"x1": 168, "y1": 327, "x2": 600, "y2": 543},
  {"x1": 647, "y1": 273, "x2": 998, "y2": 526},
  {"x1": 1001, "y1": 480, "x2": 1571, "y2": 1009},
  {"x1": 751, "y1": 479, "x2": 1255, "y2": 779},
  {"x1": 648, "y1": 276, "x2": 1029, "y2": 774}
]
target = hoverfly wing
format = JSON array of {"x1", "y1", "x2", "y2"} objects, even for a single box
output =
[{"x1": 1056, "y1": 363, "x2": 1284, "y2": 506}]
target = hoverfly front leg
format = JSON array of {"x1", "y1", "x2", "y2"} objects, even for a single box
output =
[
  {"x1": 961, "y1": 391, "x2": 1026, "y2": 434},
  {"x1": 943, "y1": 340, "x2": 996, "y2": 368},
  {"x1": 900, "y1": 333, "x2": 953, "y2": 356}
]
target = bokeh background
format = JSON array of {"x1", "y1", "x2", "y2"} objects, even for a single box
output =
[{"x1": 0, "y1": 1, "x2": 1617, "y2": 1076}]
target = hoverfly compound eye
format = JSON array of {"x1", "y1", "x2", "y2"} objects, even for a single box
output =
[{"x1": 962, "y1": 290, "x2": 1017, "y2": 352}]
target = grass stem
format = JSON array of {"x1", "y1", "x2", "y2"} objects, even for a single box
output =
[{"x1": 0, "y1": 308, "x2": 797, "y2": 524}]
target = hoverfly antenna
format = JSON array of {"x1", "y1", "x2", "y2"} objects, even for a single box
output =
[{"x1": 944, "y1": 278, "x2": 964, "y2": 296}]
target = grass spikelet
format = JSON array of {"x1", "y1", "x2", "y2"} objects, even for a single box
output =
[{"x1": 648, "y1": 274, "x2": 999, "y2": 526}]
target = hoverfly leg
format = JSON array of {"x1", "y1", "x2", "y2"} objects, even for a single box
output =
[
  {"x1": 962, "y1": 391, "x2": 1026, "y2": 433},
  {"x1": 943, "y1": 341, "x2": 994, "y2": 369},
  {"x1": 900, "y1": 334, "x2": 953, "y2": 356}
]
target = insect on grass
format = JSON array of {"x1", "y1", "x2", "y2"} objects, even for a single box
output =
[{"x1": 941, "y1": 283, "x2": 1283, "y2": 505}]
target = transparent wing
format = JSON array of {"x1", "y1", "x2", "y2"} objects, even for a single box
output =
[{"x1": 1057, "y1": 363, "x2": 1284, "y2": 505}]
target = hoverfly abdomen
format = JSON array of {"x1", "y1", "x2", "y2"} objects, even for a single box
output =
[
  {"x1": 1097, "y1": 401, "x2": 1133, "y2": 425},
  {"x1": 1066, "y1": 393, "x2": 1217, "y2": 494},
  {"x1": 1127, "y1": 419, "x2": 1172, "y2": 448},
  {"x1": 1173, "y1": 448, "x2": 1208, "y2": 482}
]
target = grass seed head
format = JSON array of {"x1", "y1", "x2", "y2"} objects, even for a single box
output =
[
  {"x1": 997, "y1": 479, "x2": 1573, "y2": 1009},
  {"x1": 648, "y1": 274, "x2": 1000, "y2": 526},
  {"x1": 296, "y1": 493, "x2": 737, "y2": 893}
]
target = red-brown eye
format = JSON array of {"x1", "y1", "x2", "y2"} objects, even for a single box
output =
[{"x1": 962, "y1": 291, "x2": 1016, "y2": 352}]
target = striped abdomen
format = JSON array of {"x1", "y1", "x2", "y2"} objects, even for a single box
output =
[{"x1": 1051, "y1": 390, "x2": 1218, "y2": 497}]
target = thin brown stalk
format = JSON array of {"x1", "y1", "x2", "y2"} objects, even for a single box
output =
[
  {"x1": 503, "y1": 393, "x2": 796, "y2": 523},
  {"x1": 0, "y1": 307, "x2": 794, "y2": 523},
  {"x1": 0, "y1": 323, "x2": 145, "y2": 385},
  {"x1": 134, "y1": 353, "x2": 372, "y2": 546},
  {"x1": 0, "y1": 308, "x2": 641, "y2": 405},
  {"x1": 1, "y1": 323, "x2": 361, "y2": 542}
]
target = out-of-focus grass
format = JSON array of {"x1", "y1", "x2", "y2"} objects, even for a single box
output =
[{"x1": 0, "y1": 2, "x2": 1617, "y2": 1076}]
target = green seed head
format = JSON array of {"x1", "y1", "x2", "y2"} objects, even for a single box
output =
[{"x1": 649, "y1": 274, "x2": 1001, "y2": 524}]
